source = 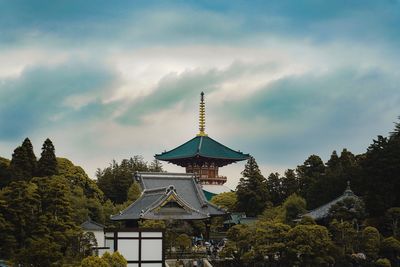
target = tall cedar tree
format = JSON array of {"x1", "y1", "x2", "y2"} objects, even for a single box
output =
[
  {"x1": 296, "y1": 155, "x2": 325, "y2": 209},
  {"x1": 9, "y1": 138, "x2": 37, "y2": 181},
  {"x1": 236, "y1": 156, "x2": 269, "y2": 216},
  {"x1": 0, "y1": 157, "x2": 11, "y2": 188},
  {"x1": 96, "y1": 156, "x2": 151, "y2": 204},
  {"x1": 37, "y1": 138, "x2": 58, "y2": 177}
]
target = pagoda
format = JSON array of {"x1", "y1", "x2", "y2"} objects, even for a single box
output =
[{"x1": 155, "y1": 92, "x2": 249, "y2": 198}]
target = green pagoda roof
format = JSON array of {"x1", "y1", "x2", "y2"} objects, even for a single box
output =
[{"x1": 155, "y1": 135, "x2": 249, "y2": 167}]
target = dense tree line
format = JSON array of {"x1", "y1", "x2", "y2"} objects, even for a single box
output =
[
  {"x1": 220, "y1": 118, "x2": 400, "y2": 266},
  {"x1": 0, "y1": 138, "x2": 159, "y2": 265},
  {"x1": 96, "y1": 157, "x2": 163, "y2": 204}
]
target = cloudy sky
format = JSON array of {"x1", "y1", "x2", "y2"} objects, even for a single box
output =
[{"x1": 1, "y1": 0, "x2": 399, "y2": 188}]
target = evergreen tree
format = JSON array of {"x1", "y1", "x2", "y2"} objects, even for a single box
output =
[
  {"x1": 0, "y1": 156, "x2": 11, "y2": 188},
  {"x1": 97, "y1": 156, "x2": 151, "y2": 204},
  {"x1": 266, "y1": 172, "x2": 282, "y2": 205},
  {"x1": 37, "y1": 138, "x2": 58, "y2": 177},
  {"x1": 358, "y1": 120, "x2": 400, "y2": 217},
  {"x1": 149, "y1": 159, "x2": 163, "y2": 172},
  {"x1": 296, "y1": 155, "x2": 325, "y2": 209},
  {"x1": 281, "y1": 169, "x2": 299, "y2": 201},
  {"x1": 236, "y1": 156, "x2": 269, "y2": 216},
  {"x1": 282, "y1": 193, "x2": 306, "y2": 225},
  {"x1": 9, "y1": 138, "x2": 37, "y2": 181}
]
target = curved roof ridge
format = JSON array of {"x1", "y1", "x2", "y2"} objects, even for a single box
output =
[{"x1": 303, "y1": 188, "x2": 359, "y2": 220}]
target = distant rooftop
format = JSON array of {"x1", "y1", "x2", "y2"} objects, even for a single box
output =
[
  {"x1": 111, "y1": 172, "x2": 226, "y2": 221},
  {"x1": 81, "y1": 218, "x2": 105, "y2": 231},
  {"x1": 302, "y1": 182, "x2": 360, "y2": 221}
]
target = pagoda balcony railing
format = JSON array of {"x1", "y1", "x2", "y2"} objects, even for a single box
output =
[{"x1": 199, "y1": 175, "x2": 227, "y2": 182}]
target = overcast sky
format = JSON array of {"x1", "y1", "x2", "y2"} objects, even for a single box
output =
[{"x1": 1, "y1": 0, "x2": 400, "y2": 188}]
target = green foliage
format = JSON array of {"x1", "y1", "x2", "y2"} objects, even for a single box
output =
[
  {"x1": 282, "y1": 193, "x2": 306, "y2": 225},
  {"x1": 148, "y1": 159, "x2": 163, "y2": 172},
  {"x1": 96, "y1": 156, "x2": 155, "y2": 204},
  {"x1": 175, "y1": 233, "x2": 191, "y2": 252},
  {"x1": 37, "y1": 138, "x2": 58, "y2": 177},
  {"x1": 361, "y1": 226, "x2": 381, "y2": 260},
  {"x1": 81, "y1": 256, "x2": 109, "y2": 267},
  {"x1": 57, "y1": 158, "x2": 105, "y2": 224},
  {"x1": 286, "y1": 224, "x2": 335, "y2": 266},
  {"x1": 81, "y1": 252, "x2": 127, "y2": 267},
  {"x1": 139, "y1": 219, "x2": 166, "y2": 229},
  {"x1": 385, "y1": 207, "x2": 400, "y2": 237},
  {"x1": 80, "y1": 232, "x2": 97, "y2": 257},
  {"x1": 328, "y1": 197, "x2": 366, "y2": 227},
  {"x1": 253, "y1": 221, "x2": 291, "y2": 263},
  {"x1": 210, "y1": 191, "x2": 237, "y2": 212},
  {"x1": 296, "y1": 155, "x2": 325, "y2": 208},
  {"x1": 381, "y1": 236, "x2": 400, "y2": 264},
  {"x1": 266, "y1": 170, "x2": 299, "y2": 206},
  {"x1": 57, "y1": 158, "x2": 104, "y2": 201},
  {"x1": 298, "y1": 216, "x2": 316, "y2": 225},
  {"x1": 236, "y1": 156, "x2": 269, "y2": 216},
  {"x1": 0, "y1": 156, "x2": 11, "y2": 188},
  {"x1": 329, "y1": 219, "x2": 357, "y2": 255},
  {"x1": 220, "y1": 224, "x2": 253, "y2": 265},
  {"x1": 126, "y1": 181, "x2": 141, "y2": 203},
  {"x1": 9, "y1": 138, "x2": 37, "y2": 181},
  {"x1": 358, "y1": 120, "x2": 400, "y2": 216},
  {"x1": 102, "y1": 251, "x2": 127, "y2": 267},
  {"x1": 376, "y1": 258, "x2": 392, "y2": 267},
  {"x1": 18, "y1": 237, "x2": 63, "y2": 267}
]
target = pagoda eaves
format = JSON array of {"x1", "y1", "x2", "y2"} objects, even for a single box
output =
[{"x1": 155, "y1": 135, "x2": 249, "y2": 167}]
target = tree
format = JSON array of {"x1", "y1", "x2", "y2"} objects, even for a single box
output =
[
  {"x1": 97, "y1": 157, "x2": 149, "y2": 204},
  {"x1": 126, "y1": 182, "x2": 142, "y2": 203},
  {"x1": 358, "y1": 119, "x2": 400, "y2": 217},
  {"x1": 18, "y1": 237, "x2": 63, "y2": 267},
  {"x1": 376, "y1": 258, "x2": 392, "y2": 267},
  {"x1": 328, "y1": 197, "x2": 366, "y2": 229},
  {"x1": 385, "y1": 207, "x2": 400, "y2": 238},
  {"x1": 0, "y1": 199, "x2": 16, "y2": 259},
  {"x1": 361, "y1": 226, "x2": 380, "y2": 261},
  {"x1": 9, "y1": 138, "x2": 37, "y2": 181},
  {"x1": 286, "y1": 224, "x2": 335, "y2": 266},
  {"x1": 175, "y1": 233, "x2": 191, "y2": 254},
  {"x1": 37, "y1": 138, "x2": 58, "y2": 177},
  {"x1": 210, "y1": 191, "x2": 237, "y2": 212},
  {"x1": 80, "y1": 232, "x2": 97, "y2": 257},
  {"x1": 102, "y1": 251, "x2": 127, "y2": 267},
  {"x1": 381, "y1": 237, "x2": 400, "y2": 266},
  {"x1": 297, "y1": 155, "x2": 326, "y2": 209},
  {"x1": 281, "y1": 169, "x2": 299, "y2": 202},
  {"x1": 148, "y1": 159, "x2": 163, "y2": 172},
  {"x1": 31, "y1": 175, "x2": 81, "y2": 259},
  {"x1": 266, "y1": 172, "x2": 282, "y2": 205},
  {"x1": 0, "y1": 181, "x2": 41, "y2": 256},
  {"x1": 0, "y1": 156, "x2": 11, "y2": 188},
  {"x1": 282, "y1": 193, "x2": 306, "y2": 225},
  {"x1": 236, "y1": 156, "x2": 269, "y2": 216},
  {"x1": 81, "y1": 256, "x2": 109, "y2": 267},
  {"x1": 329, "y1": 219, "x2": 357, "y2": 255},
  {"x1": 253, "y1": 221, "x2": 291, "y2": 265},
  {"x1": 220, "y1": 224, "x2": 254, "y2": 266}
]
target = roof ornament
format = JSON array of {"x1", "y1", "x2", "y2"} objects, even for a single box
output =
[
  {"x1": 344, "y1": 180, "x2": 354, "y2": 196},
  {"x1": 197, "y1": 92, "x2": 207, "y2": 136}
]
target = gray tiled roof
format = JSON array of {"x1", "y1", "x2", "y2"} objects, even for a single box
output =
[
  {"x1": 111, "y1": 172, "x2": 226, "y2": 221},
  {"x1": 81, "y1": 219, "x2": 105, "y2": 230},
  {"x1": 302, "y1": 185, "x2": 360, "y2": 221}
]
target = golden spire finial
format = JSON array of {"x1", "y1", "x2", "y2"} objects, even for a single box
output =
[{"x1": 197, "y1": 92, "x2": 207, "y2": 136}]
